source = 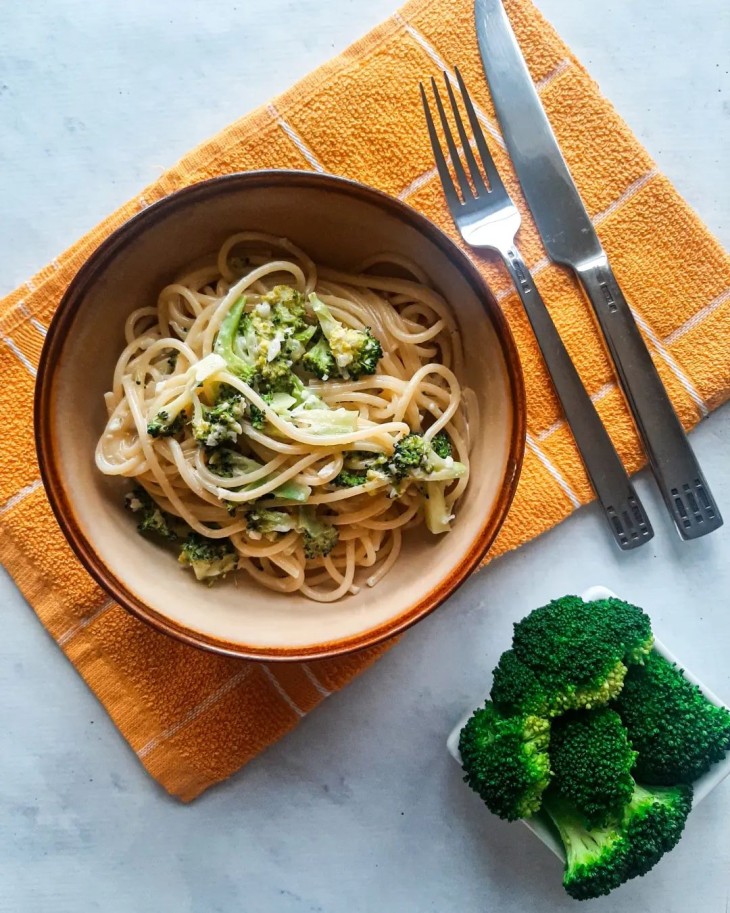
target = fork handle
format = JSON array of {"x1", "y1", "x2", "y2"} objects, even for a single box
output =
[
  {"x1": 574, "y1": 256, "x2": 722, "y2": 539},
  {"x1": 502, "y1": 245, "x2": 653, "y2": 550}
]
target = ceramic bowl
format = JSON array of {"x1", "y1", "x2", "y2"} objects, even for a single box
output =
[{"x1": 35, "y1": 170, "x2": 525, "y2": 661}]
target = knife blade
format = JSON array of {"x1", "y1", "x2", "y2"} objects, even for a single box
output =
[{"x1": 474, "y1": 0, "x2": 722, "y2": 539}]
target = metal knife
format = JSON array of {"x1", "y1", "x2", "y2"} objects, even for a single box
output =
[{"x1": 474, "y1": 0, "x2": 722, "y2": 539}]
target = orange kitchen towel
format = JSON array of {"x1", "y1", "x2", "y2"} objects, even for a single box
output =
[{"x1": 1, "y1": 0, "x2": 728, "y2": 801}]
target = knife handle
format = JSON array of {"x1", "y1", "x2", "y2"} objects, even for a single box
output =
[
  {"x1": 574, "y1": 256, "x2": 722, "y2": 539},
  {"x1": 503, "y1": 246, "x2": 653, "y2": 550}
]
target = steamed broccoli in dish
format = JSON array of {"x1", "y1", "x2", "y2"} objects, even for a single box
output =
[
  {"x1": 550, "y1": 709, "x2": 637, "y2": 829},
  {"x1": 614, "y1": 651, "x2": 730, "y2": 785},
  {"x1": 124, "y1": 487, "x2": 178, "y2": 541},
  {"x1": 620, "y1": 781, "x2": 692, "y2": 879},
  {"x1": 245, "y1": 506, "x2": 297, "y2": 537},
  {"x1": 543, "y1": 780, "x2": 692, "y2": 900},
  {"x1": 542, "y1": 793, "x2": 629, "y2": 900},
  {"x1": 509, "y1": 595, "x2": 655, "y2": 714},
  {"x1": 457, "y1": 593, "x2": 723, "y2": 900},
  {"x1": 381, "y1": 432, "x2": 465, "y2": 535},
  {"x1": 307, "y1": 294, "x2": 383, "y2": 379},
  {"x1": 178, "y1": 532, "x2": 237, "y2": 582},
  {"x1": 331, "y1": 451, "x2": 387, "y2": 489},
  {"x1": 459, "y1": 702, "x2": 551, "y2": 821},
  {"x1": 297, "y1": 506, "x2": 339, "y2": 559},
  {"x1": 386, "y1": 433, "x2": 465, "y2": 483},
  {"x1": 541, "y1": 706, "x2": 692, "y2": 901},
  {"x1": 490, "y1": 649, "x2": 561, "y2": 719},
  {"x1": 192, "y1": 388, "x2": 246, "y2": 447},
  {"x1": 333, "y1": 468, "x2": 367, "y2": 488},
  {"x1": 147, "y1": 408, "x2": 187, "y2": 438},
  {"x1": 302, "y1": 334, "x2": 338, "y2": 381},
  {"x1": 213, "y1": 288, "x2": 312, "y2": 393}
]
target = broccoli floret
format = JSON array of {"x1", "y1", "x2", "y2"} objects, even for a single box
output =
[
  {"x1": 614, "y1": 651, "x2": 730, "y2": 784},
  {"x1": 545, "y1": 780, "x2": 692, "y2": 900},
  {"x1": 248, "y1": 392, "x2": 272, "y2": 430},
  {"x1": 178, "y1": 532, "x2": 237, "y2": 583},
  {"x1": 387, "y1": 433, "x2": 428, "y2": 479},
  {"x1": 124, "y1": 487, "x2": 178, "y2": 541},
  {"x1": 245, "y1": 507, "x2": 296, "y2": 537},
  {"x1": 332, "y1": 452, "x2": 387, "y2": 488},
  {"x1": 550, "y1": 709, "x2": 637, "y2": 829},
  {"x1": 213, "y1": 293, "x2": 311, "y2": 394},
  {"x1": 192, "y1": 391, "x2": 246, "y2": 447},
  {"x1": 543, "y1": 793, "x2": 629, "y2": 900},
  {"x1": 511, "y1": 597, "x2": 631, "y2": 713},
  {"x1": 297, "y1": 507, "x2": 339, "y2": 559},
  {"x1": 333, "y1": 469, "x2": 367, "y2": 488},
  {"x1": 494, "y1": 597, "x2": 654, "y2": 718},
  {"x1": 430, "y1": 431, "x2": 452, "y2": 459},
  {"x1": 459, "y1": 702, "x2": 551, "y2": 821},
  {"x1": 302, "y1": 335, "x2": 338, "y2": 380},
  {"x1": 621, "y1": 782, "x2": 692, "y2": 879},
  {"x1": 309, "y1": 294, "x2": 382, "y2": 379},
  {"x1": 147, "y1": 408, "x2": 187, "y2": 438},
  {"x1": 588, "y1": 597, "x2": 654, "y2": 664},
  {"x1": 491, "y1": 649, "x2": 564, "y2": 718},
  {"x1": 387, "y1": 433, "x2": 466, "y2": 483}
]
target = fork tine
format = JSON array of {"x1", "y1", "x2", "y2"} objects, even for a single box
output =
[
  {"x1": 429, "y1": 76, "x2": 474, "y2": 203},
  {"x1": 419, "y1": 82, "x2": 460, "y2": 213},
  {"x1": 454, "y1": 67, "x2": 504, "y2": 194},
  {"x1": 443, "y1": 72, "x2": 487, "y2": 196}
]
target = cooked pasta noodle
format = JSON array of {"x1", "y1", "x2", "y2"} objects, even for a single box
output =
[{"x1": 96, "y1": 233, "x2": 471, "y2": 602}]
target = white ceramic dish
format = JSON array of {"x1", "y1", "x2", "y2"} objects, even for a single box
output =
[{"x1": 446, "y1": 585, "x2": 730, "y2": 860}]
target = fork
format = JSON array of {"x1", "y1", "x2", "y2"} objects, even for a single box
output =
[{"x1": 420, "y1": 69, "x2": 653, "y2": 550}]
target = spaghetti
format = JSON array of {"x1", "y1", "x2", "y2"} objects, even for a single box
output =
[{"x1": 96, "y1": 233, "x2": 470, "y2": 602}]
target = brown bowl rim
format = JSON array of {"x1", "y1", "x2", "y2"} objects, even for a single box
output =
[{"x1": 34, "y1": 169, "x2": 526, "y2": 662}]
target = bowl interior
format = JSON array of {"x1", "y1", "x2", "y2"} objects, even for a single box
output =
[{"x1": 40, "y1": 173, "x2": 522, "y2": 658}]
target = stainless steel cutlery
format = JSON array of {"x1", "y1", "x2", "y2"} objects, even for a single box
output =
[
  {"x1": 473, "y1": 0, "x2": 722, "y2": 540},
  {"x1": 420, "y1": 69, "x2": 653, "y2": 550}
]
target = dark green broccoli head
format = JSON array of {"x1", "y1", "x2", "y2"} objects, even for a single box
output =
[
  {"x1": 263, "y1": 285, "x2": 307, "y2": 324},
  {"x1": 178, "y1": 532, "x2": 237, "y2": 583},
  {"x1": 550, "y1": 709, "x2": 637, "y2": 829},
  {"x1": 124, "y1": 487, "x2": 178, "y2": 541},
  {"x1": 256, "y1": 359, "x2": 301, "y2": 395},
  {"x1": 247, "y1": 392, "x2": 272, "y2": 431},
  {"x1": 586, "y1": 597, "x2": 654, "y2": 664},
  {"x1": 543, "y1": 794, "x2": 629, "y2": 901},
  {"x1": 333, "y1": 469, "x2": 368, "y2": 488},
  {"x1": 430, "y1": 431, "x2": 453, "y2": 459},
  {"x1": 192, "y1": 394, "x2": 245, "y2": 447},
  {"x1": 512, "y1": 597, "x2": 629, "y2": 713},
  {"x1": 621, "y1": 782, "x2": 692, "y2": 879},
  {"x1": 385, "y1": 432, "x2": 466, "y2": 485},
  {"x1": 347, "y1": 328, "x2": 382, "y2": 379},
  {"x1": 613, "y1": 650, "x2": 730, "y2": 784},
  {"x1": 490, "y1": 649, "x2": 560, "y2": 718},
  {"x1": 302, "y1": 336, "x2": 337, "y2": 380},
  {"x1": 459, "y1": 702, "x2": 551, "y2": 821},
  {"x1": 309, "y1": 294, "x2": 382, "y2": 379},
  {"x1": 297, "y1": 507, "x2": 339, "y2": 559},
  {"x1": 147, "y1": 408, "x2": 187, "y2": 438},
  {"x1": 387, "y1": 433, "x2": 429, "y2": 480}
]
